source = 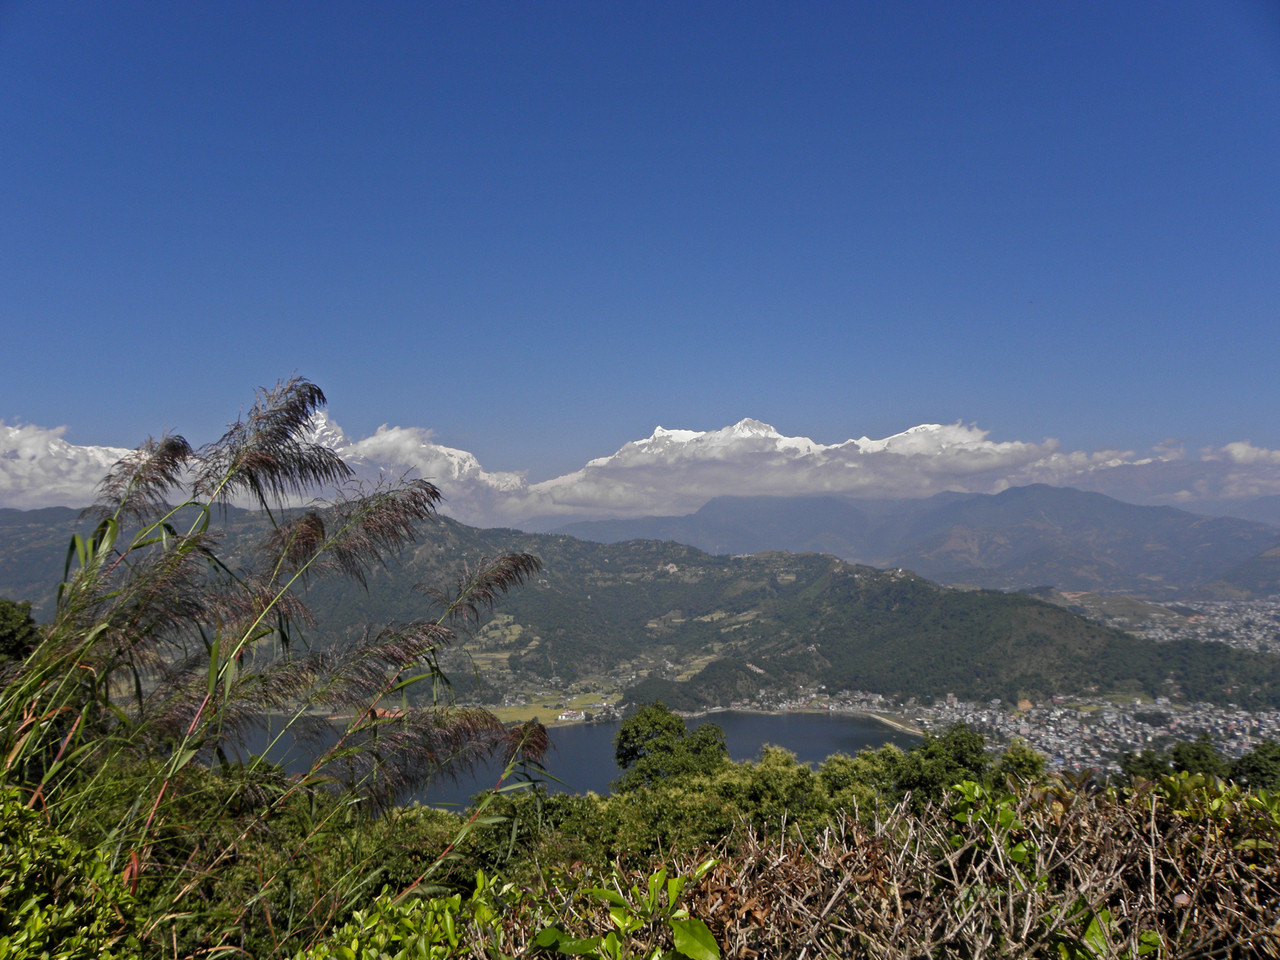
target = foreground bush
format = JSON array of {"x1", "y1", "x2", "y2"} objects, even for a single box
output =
[
  {"x1": 0, "y1": 786, "x2": 137, "y2": 959},
  {"x1": 688, "y1": 774, "x2": 1280, "y2": 958},
  {"x1": 297, "y1": 772, "x2": 1280, "y2": 959}
]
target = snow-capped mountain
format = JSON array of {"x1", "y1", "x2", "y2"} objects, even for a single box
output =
[
  {"x1": 607, "y1": 418, "x2": 823, "y2": 462},
  {"x1": 3, "y1": 412, "x2": 1278, "y2": 528},
  {"x1": 0, "y1": 423, "x2": 129, "y2": 510},
  {"x1": 575, "y1": 418, "x2": 1040, "y2": 477},
  {"x1": 300, "y1": 410, "x2": 349, "y2": 452},
  {"x1": 608, "y1": 418, "x2": 1012, "y2": 462}
]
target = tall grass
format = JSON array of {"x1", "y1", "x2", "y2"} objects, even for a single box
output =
[{"x1": 0, "y1": 377, "x2": 546, "y2": 956}]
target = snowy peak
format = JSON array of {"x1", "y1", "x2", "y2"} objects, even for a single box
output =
[
  {"x1": 643, "y1": 426, "x2": 705, "y2": 445},
  {"x1": 608, "y1": 418, "x2": 826, "y2": 463},
  {"x1": 725, "y1": 417, "x2": 777, "y2": 438},
  {"x1": 302, "y1": 411, "x2": 349, "y2": 451},
  {"x1": 855, "y1": 423, "x2": 957, "y2": 454}
]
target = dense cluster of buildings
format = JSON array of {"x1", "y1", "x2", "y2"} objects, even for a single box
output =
[
  {"x1": 1127, "y1": 597, "x2": 1280, "y2": 656},
  {"x1": 719, "y1": 685, "x2": 1279, "y2": 774},
  {"x1": 899, "y1": 695, "x2": 1280, "y2": 773}
]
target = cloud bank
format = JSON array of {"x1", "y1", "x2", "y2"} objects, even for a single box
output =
[
  {"x1": 5, "y1": 414, "x2": 1280, "y2": 527},
  {"x1": 0, "y1": 422, "x2": 128, "y2": 510}
]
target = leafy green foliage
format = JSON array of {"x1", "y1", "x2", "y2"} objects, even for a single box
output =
[
  {"x1": 818, "y1": 743, "x2": 905, "y2": 811},
  {"x1": 1121, "y1": 734, "x2": 1280, "y2": 790},
  {"x1": 1231, "y1": 739, "x2": 1280, "y2": 791},
  {"x1": 1170, "y1": 732, "x2": 1230, "y2": 779},
  {"x1": 1120, "y1": 748, "x2": 1174, "y2": 783},
  {"x1": 295, "y1": 868, "x2": 526, "y2": 960},
  {"x1": 297, "y1": 889, "x2": 478, "y2": 960},
  {"x1": 0, "y1": 596, "x2": 38, "y2": 664},
  {"x1": 993, "y1": 735, "x2": 1047, "y2": 784},
  {"x1": 892, "y1": 722, "x2": 991, "y2": 809},
  {"x1": 535, "y1": 860, "x2": 720, "y2": 960},
  {"x1": 613, "y1": 702, "x2": 728, "y2": 792},
  {"x1": 0, "y1": 787, "x2": 137, "y2": 959}
]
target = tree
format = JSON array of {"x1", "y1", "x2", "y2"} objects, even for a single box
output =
[
  {"x1": 1230, "y1": 739, "x2": 1280, "y2": 791},
  {"x1": 1121, "y1": 735, "x2": 1234, "y2": 786},
  {"x1": 894, "y1": 723, "x2": 989, "y2": 807},
  {"x1": 819, "y1": 744, "x2": 905, "y2": 813},
  {"x1": 1121, "y1": 749, "x2": 1172, "y2": 783},
  {"x1": 1170, "y1": 733, "x2": 1229, "y2": 780},
  {"x1": 994, "y1": 737, "x2": 1046, "y2": 784},
  {"x1": 0, "y1": 597, "x2": 39, "y2": 663},
  {"x1": 613, "y1": 701, "x2": 728, "y2": 791}
]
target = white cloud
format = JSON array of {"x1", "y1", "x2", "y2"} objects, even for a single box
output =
[
  {"x1": 4, "y1": 412, "x2": 1280, "y2": 526},
  {"x1": 0, "y1": 422, "x2": 127, "y2": 510},
  {"x1": 1214, "y1": 441, "x2": 1280, "y2": 466},
  {"x1": 488, "y1": 421, "x2": 1064, "y2": 523},
  {"x1": 300, "y1": 414, "x2": 531, "y2": 525}
]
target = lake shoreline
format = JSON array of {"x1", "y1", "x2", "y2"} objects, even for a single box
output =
[
  {"x1": 668, "y1": 705, "x2": 926, "y2": 738},
  {"x1": 540, "y1": 706, "x2": 925, "y2": 738}
]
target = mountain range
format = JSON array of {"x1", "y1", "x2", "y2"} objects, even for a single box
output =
[
  {"x1": 3, "y1": 502, "x2": 1280, "y2": 711},
  {"x1": 555, "y1": 484, "x2": 1280, "y2": 598}
]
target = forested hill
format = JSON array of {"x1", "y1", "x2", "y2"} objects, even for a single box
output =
[
  {"x1": 554, "y1": 485, "x2": 1280, "y2": 598},
  {"x1": 3, "y1": 506, "x2": 1280, "y2": 709}
]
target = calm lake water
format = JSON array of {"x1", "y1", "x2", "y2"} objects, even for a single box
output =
[
  {"x1": 241, "y1": 710, "x2": 919, "y2": 809},
  {"x1": 415, "y1": 711, "x2": 919, "y2": 808}
]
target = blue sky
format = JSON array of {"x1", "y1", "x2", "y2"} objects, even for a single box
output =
[{"x1": 3, "y1": 1, "x2": 1279, "y2": 486}]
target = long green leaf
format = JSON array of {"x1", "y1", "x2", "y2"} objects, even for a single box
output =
[
  {"x1": 587, "y1": 887, "x2": 628, "y2": 908},
  {"x1": 669, "y1": 917, "x2": 719, "y2": 960}
]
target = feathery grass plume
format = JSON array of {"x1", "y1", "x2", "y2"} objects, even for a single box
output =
[
  {"x1": 320, "y1": 706, "x2": 512, "y2": 808},
  {"x1": 192, "y1": 376, "x2": 352, "y2": 509},
  {"x1": 88, "y1": 433, "x2": 194, "y2": 523},
  {"x1": 500, "y1": 719, "x2": 551, "y2": 767},
  {"x1": 263, "y1": 509, "x2": 328, "y2": 577},
  {"x1": 422, "y1": 552, "x2": 543, "y2": 629},
  {"x1": 319, "y1": 478, "x2": 443, "y2": 587},
  {"x1": 0, "y1": 378, "x2": 546, "y2": 957}
]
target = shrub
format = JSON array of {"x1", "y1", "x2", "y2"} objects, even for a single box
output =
[{"x1": 0, "y1": 786, "x2": 137, "y2": 959}]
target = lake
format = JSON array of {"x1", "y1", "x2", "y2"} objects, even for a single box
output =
[
  {"x1": 415, "y1": 710, "x2": 919, "y2": 808},
  {"x1": 240, "y1": 710, "x2": 919, "y2": 808}
]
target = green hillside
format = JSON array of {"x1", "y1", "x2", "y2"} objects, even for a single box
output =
[{"x1": 4, "y1": 508, "x2": 1280, "y2": 709}]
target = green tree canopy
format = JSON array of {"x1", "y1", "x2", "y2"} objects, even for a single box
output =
[
  {"x1": 1230, "y1": 740, "x2": 1280, "y2": 791},
  {"x1": 1170, "y1": 733, "x2": 1230, "y2": 780},
  {"x1": 613, "y1": 701, "x2": 728, "y2": 791},
  {"x1": 1121, "y1": 749, "x2": 1172, "y2": 783},
  {"x1": 993, "y1": 736, "x2": 1046, "y2": 784},
  {"x1": 894, "y1": 723, "x2": 989, "y2": 808},
  {"x1": 0, "y1": 596, "x2": 39, "y2": 663}
]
